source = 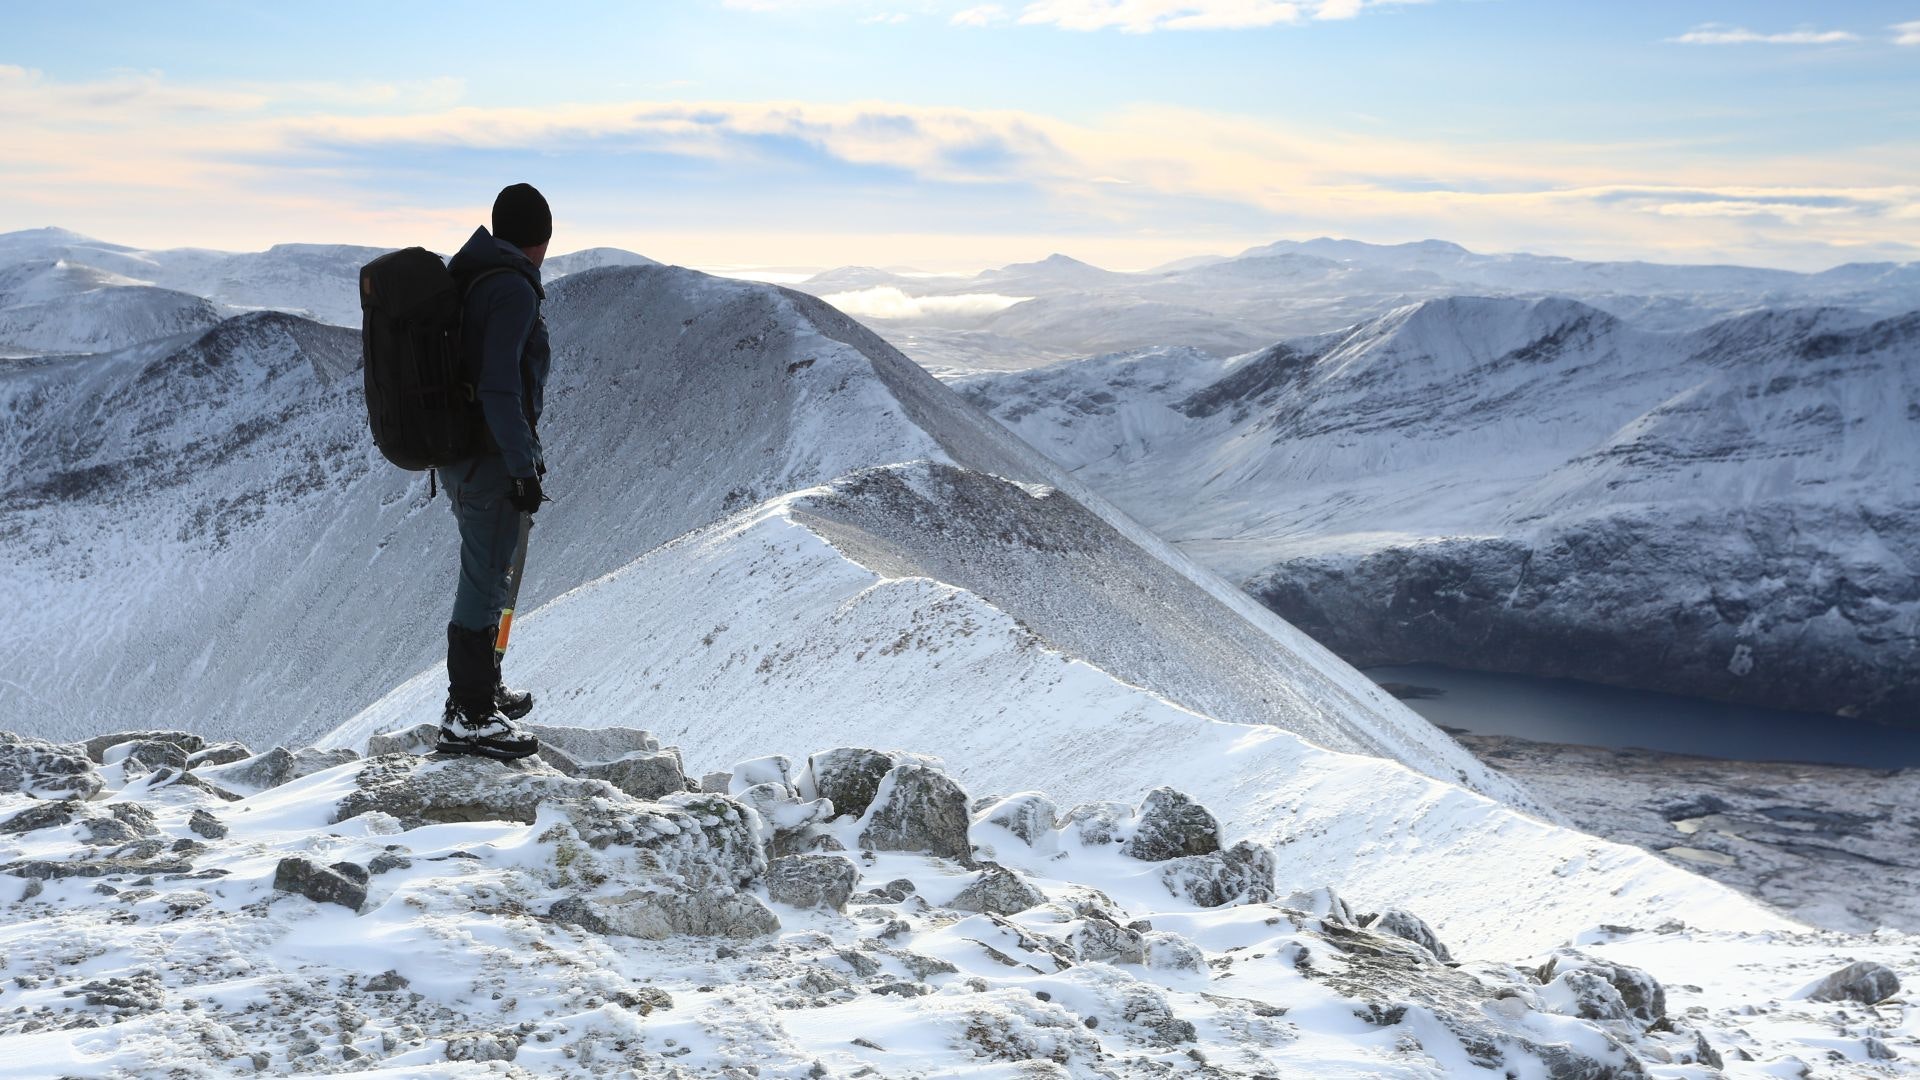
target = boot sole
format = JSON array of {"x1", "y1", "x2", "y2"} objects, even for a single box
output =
[{"x1": 435, "y1": 739, "x2": 540, "y2": 762}]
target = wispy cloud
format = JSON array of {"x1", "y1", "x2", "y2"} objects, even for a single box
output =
[
  {"x1": 1, "y1": 66, "x2": 1914, "y2": 269},
  {"x1": 1893, "y1": 21, "x2": 1920, "y2": 46},
  {"x1": 1668, "y1": 24, "x2": 1859, "y2": 46},
  {"x1": 1015, "y1": 0, "x2": 1400, "y2": 32},
  {"x1": 951, "y1": 4, "x2": 1010, "y2": 26}
]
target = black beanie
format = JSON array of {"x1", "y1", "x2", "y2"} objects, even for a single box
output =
[{"x1": 491, "y1": 183, "x2": 552, "y2": 248}]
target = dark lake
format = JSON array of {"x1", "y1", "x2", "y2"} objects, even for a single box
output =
[{"x1": 1366, "y1": 663, "x2": 1920, "y2": 769}]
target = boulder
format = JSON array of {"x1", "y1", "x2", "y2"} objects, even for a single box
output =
[
  {"x1": 0, "y1": 732, "x2": 102, "y2": 799},
  {"x1": 185, "y1": 742, "x2": 253, "y2": 769},
  {"x1": 199, "y1": 746, "x2": 359, "y2": 794},
  {"x1": 767, "y1": 854, "x2": 860, "y2": 912},
  {"x1": 143, "y1": 767, "x2": 244, "y2": 802},
  {"x1": 948, "y1": 867, "x2": 1046, "y2": 916},
  {"x1": 273, "y1": 856, "x2": 367, "y2": 912},
  {"x1": 1537, "y1": 952, "x2": 1666, "y2": 1024},
  {"x1": 729, "y1": 755, "x2": 797, "y2": 795},
  {"x1": 804, "y1": 748, "x2": 898, "y2": 818},
  {"x1": 117, "y1": 739, "x2": 191, "y2": 777},
  {"x1": 1121, "y1": 788, "x2": 1221, "y2": 862},
  {"x1": 1159, "y1": 840, "x2": 1276, "y2": 908},
  {"x1": 1804, "y1": 960, "x2": 1900, "y2": 1005},
  {"x1": 1070, "y1": 918, "x2": 1147, "y2": 965},
  {"x1": 366, "y1": 723, "x2": 440, "y2": 758},
  {"x1": 1284, "y1": 886, "x2": 1357, "y2": 925},
  {"x1": 524, "y1": 724, "x2": 661, "y2": 763},
  {"x1": 977, "y1": 792, "x2": 1058, "y2": 846},
  {"x1": 699, "y1": 771, "x2": 732, "y2": 794},
  {"x1": 188, "y1": 809, "x2": 228, "y2": 840},
  {"x1": 581, "y1": 749, "x2": 692, "y2": 801},
  {"x1": 1142, "y1": 932, "x2": 1207, "y2": 973},
  {"x1": 1368, "y1": 907, "x2": 1453, "y2": 963},
  {"x1": 1062, "y1": 802, "x2": 1133, "y2": 847},
  {"x1": 1542, "y1": 968, "x2": 1632, "y2": 1022},
  {"x1": 83, "y1": 731, "x2": 204, "y2": 764},
  {"x1": 858, "y1": 763, "x2": 973, "y2": 861}
]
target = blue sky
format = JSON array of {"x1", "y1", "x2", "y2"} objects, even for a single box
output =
[{"x1": 2, "y1": 1, "x2": 1915, "y2": 270}]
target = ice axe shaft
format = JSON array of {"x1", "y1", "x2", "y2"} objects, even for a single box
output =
[{"x1": 494, "y1": 512, "x2": 534, "y2": 657}]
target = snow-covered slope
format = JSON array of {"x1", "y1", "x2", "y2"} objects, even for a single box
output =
[
  {"x1": 543, "y1": 246, "x2": 658, "y2": 279},
  {"x1": 960, "y1": 297, "x2": 1920, "y2": 722},
  {"x1": 1, "y1": 262, "x2": 1525, "y2": 806}
]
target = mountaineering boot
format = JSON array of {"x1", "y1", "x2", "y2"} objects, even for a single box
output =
[
  {"x1": 438, "y1": 698, "x2": 540, "y2": 761},
  {"x1": 442, "y1": 621, "x2": 539, "y2": 760},
  {"x1": 490, "y1": 628, "x2": 534, "y2": 720}
]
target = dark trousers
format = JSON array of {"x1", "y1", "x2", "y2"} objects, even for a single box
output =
[{"x1": 442, "y1": 453, "x2": 519, "y2": 705}]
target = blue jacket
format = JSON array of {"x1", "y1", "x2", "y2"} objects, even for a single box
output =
[{"x1": 448, "y1": 227, "x2": 550, "y2": 478}]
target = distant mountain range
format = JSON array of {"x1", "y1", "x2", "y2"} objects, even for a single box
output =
[{"x1": 960, "y1": 295, "x2": 1919, "y2": 723}]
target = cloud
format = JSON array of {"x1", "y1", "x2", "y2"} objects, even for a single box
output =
[
  {"x1": 1894, "y1": 21, "x2": 1920, "y2": 46},
  {"x1": 1014, "y1": 0, "x2": 1406, "y2": 31},
  {"x1": 0, "y1": 66, "x2": 1914, "y2": 269},
  {"x1": 951, "y1": 4, "x2": 1010, "y2": 26},
  {"x1": 819, "y1": 286, "x2": 1029, "y2": 317},
  {"x1": 1668, "y1": 24, "x2": 1859, "y2": 45}
]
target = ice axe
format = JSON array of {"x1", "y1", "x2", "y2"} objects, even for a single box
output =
[{"x1": 494, "y1": 512, "x2": 534, "y2": 659}]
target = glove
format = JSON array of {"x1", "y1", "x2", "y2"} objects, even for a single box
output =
[{"x1": 508, "y1": 474, "x2": 545, "y2": 515}]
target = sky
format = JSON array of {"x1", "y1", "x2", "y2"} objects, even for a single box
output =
[{"x1": 2, "y1": 0, "x2": 1916, "y2": 272}]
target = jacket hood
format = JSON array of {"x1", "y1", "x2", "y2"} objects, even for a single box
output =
[{"x1": 448, "y1": 226, "x2": 544, "y2": 296}]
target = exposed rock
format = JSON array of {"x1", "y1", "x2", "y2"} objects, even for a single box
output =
[
  {"x1": 1368, "y1": 907, "x2": 1453, "y2": 963},
  {"x1": 1537, "y1": 952, "x2": 1666, "y2": 1024},
  {"x1": 1160, "y1": 841, "x2": 1276, "y2": 908},
  {"x1": 1544, "y1": 968, "x2": 1632, "y2": 1022},
  {"x1": 83, "y1": 731, "x2": 204, "y2": 764},
  {"x1": 804, "y1": 748, "x2": 899, "y2": 818},
  {"x1": 1062, "y1": 802, "x2": 1133, "y2": 847},
  {"x1": 365, "y1": 723, "x2": 439, "y2": 758},
  {"x1": 767, "y1": 854, "x2": 861, "y2": 912},
  {"x1": 117, "y1": 739, "x2": 191, "y2": 777},
  {"x1": 1069, "y1": 918, "x2": 1146, "y2": 965},
  {"x1": 949, "y1": 867, "x2": 1047, "y2": 916},
  {"x1": 85, "y1": 803, "x2": 158, "y2": 845},
  {"x1": 273, "y1": 856, "x2": 367, "y2": 912},
  {"x1": 730, "y1": 754, "x2": 798, "y2": 795},
  {"x1": 859, "y1": 763, "x2": 973, "y2": 861},
  {"x1": 143, "y1": 766, "x2": 244, "y2": 802},
  {"x1": 187, "y1": 809, "x2": 228, "y2": 840},
  {"x1": 1803, "y1": 960, "x2": 1900, "y2": 1005},
  {"x1": 368, "y1": 850, "x2": 413, "y2": 875},
  {"x1": 699, "y1": 771, "x2": 732, "y2": 794},
  {"x1": 581, "y1": 749, "x2": 691, "y2": 801},
  {"x1": 1121, "y1": 986, "x2": 1197, "y2": 1046},
  {"x1": 2, "y1": 854, "x2": 194, "y2": 879},
  {"x1": 1142, "y1": 932, "x2": 1207, "y2": 973},
  {"x1": 1121, "y1": 787, "x2": 1221, "y2": 862},
  {"x1": 977, "y1": 792, "x2": 1058, "y2": 846},
  {"x1": 364, "y1": 970, "x2": 409, "y2": 993},
  {"x1": 185, "y1": 741, "x2": 253, "y2": 769},
  {"x1": 199, "y1": 746, "x2": 358, "y2": 794},
  {"x1": 1284, "y1": 886, "x2": 1357, "y2": 925},
  {"x1": 735, "y1": 781, "x2": 836, "y2": 856},
  {"x1": 0, "y1": 800, "x2": 85, "y2": 835},
  {"x1": 548, "y1": 889, "x2": 779, "y2": 940},
  {"x1": 0, "y1": 731, "x2": 102, "y2": 799},
  {"x1": 444, "y1": 1032, "x2": 519, "y2": 1063},
  {"x1": 525, "y1": 724, "x2": 661, "y2": 763}
]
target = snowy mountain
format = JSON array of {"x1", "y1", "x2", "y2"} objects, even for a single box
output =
[
  {"x1": 960, "y1": 296, "x2": 1920, "y2": 724},
  {"x1": 542, "y1": 246, "x2": 658, "y2": 278},
  {"x1": 1, "y1": 262, "x2": 1528, "y2": 810},
  {"x1": 787, "y1": 238, "x2": 1920, "y2": 371}
]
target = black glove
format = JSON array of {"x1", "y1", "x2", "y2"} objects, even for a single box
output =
[{"x1": 508, "y1": 474, "x2": 545, "y2": 514}]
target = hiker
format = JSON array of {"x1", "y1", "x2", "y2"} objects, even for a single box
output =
[{"x1": 437, "y1": 183, "x2": 554, "y2": 760}]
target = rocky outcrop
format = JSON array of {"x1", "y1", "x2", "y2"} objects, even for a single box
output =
[
  {"x1": 858, "y1": 762, "x2": 973, "y2": 861},
  {"x1": 1804, "y1": 960, "x2": 1900, "y2": 1005},
  {"x1": 949, "y1": 867, "x2": 1046, "y2": 916},
  {"x1": 766, "y1": 854, "x2": 861, "y2": 912},
  {"x1": 0, "y1": 732, "x2": 101, "y2": 799},
  {"x1": 273, "y1": 857, "x2": 368, "y2": 912},
  {"x1": 803, "y1": 747, "x2": 901, "y2": 819},
  {"x1": 1121, "y1": 787, "x2": 1221, "y2": 861},
  {"x1": 1159, "y1": 840, "x2": 1277, "y2": 908}
]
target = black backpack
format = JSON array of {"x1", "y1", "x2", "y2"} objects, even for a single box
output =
[{"x1": 358, "y1": 247, "x2": 511, "y2": 472}]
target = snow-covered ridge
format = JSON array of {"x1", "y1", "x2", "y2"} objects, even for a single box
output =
[
  {"x1": 8, "y1": 727, "x2": 1906, "y2": 1077},
  {"x1": 1, "y1": 260, "x2": 1523, "y2": 808},
  {"x1": 960, "y1": 295, "x2": 1920, "y2": 722}
]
